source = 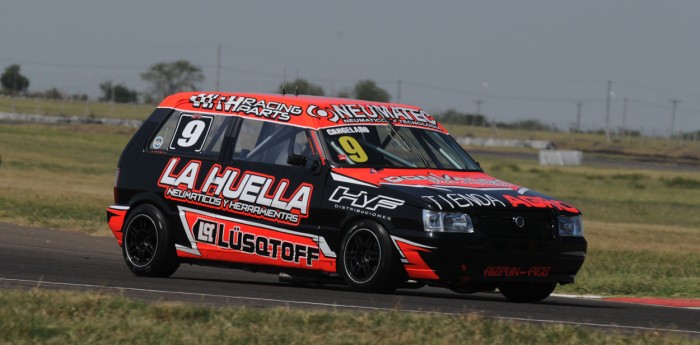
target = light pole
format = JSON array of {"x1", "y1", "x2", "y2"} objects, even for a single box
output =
[{"x1": 669, "y1": 99, "x2": 681, "y2": 140}]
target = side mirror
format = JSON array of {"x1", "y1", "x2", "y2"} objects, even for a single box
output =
[
  {"x1": 310, "y1": 156, "x2": 323, "y2": 175},
  {"x1": 287, "y1": 153, "x2": 307, "y2": 167}
]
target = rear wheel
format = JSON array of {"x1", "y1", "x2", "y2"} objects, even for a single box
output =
[
  {"x1": 498, "y1": 282, "x2": 556, "y2": 303},
  {"x1": 338, "y1": 220, "x2": 403, "y2": 293},
  {"x1": 122, "y1": 204, "x2": 179, "y2": 277}
]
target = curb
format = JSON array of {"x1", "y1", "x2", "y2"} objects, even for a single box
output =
[{"x1": 552, "y1": 293, "x2": 700, "y2": 309}]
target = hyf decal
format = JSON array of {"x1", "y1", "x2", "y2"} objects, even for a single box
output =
[{"x1": 329, "y1": 186, "x2": 404, "y2": 211}]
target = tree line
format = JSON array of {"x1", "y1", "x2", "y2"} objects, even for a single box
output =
[
  {"x1": 0, "y1": 62, "x2": 555, "y2": 131},
  {"x1": 0, "y1": 61, "x2": 392, "y2": 104}
]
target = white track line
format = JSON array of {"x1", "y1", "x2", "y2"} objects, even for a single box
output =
[{"x1": 1, "y1": 277, "x2": 698, "y2": 336}]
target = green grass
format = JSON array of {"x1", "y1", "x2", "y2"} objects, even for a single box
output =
[
  {"x1": 0, "y1": 124, "x2": 132, "y2": 233},
  {"x1": 445, "y1": 123, "x2": 700, "y2": 163},
  {"x1": 481, "y1": 159, "x2": 700, "y2": 228},
  {"x1": 0, "y1": 96, "x2": 153, "y2": 120},
  {"x1": 0, "y1": 290, "x2": 694, "y2": 345},
  {"x1": 0, "y1": 123, "x2": 699, "y2": 298}
]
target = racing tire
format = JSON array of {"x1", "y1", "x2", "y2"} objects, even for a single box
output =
[
  {"x1": 498, "y1": 282, "x2": 556, "y2": 303},
  {"x1": 122, "y1": 204, "x2": 179, "y2": 277},
  {"x1": 338, "y1": 220, "x2": 403, "y2": 293}
]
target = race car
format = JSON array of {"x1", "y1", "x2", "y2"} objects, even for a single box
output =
[{"x1": 106, "y1": 92, "x2": 586, "y2": 302}]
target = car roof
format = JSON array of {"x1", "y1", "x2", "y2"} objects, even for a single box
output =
[{"x1": 158, "y1": 92, "x2": 447, "y2": 133}]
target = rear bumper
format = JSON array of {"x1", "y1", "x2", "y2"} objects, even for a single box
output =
[
  {"x1": 391, "y1": 230, "x2": 587, "y2": 285},
  {"x1": 106, "y1": 205, "x2": 130, "y2": 245}
]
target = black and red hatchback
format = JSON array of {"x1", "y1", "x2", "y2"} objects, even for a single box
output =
[{"x1": 107, "y1": 92, "x2": 586, "y2": 302}]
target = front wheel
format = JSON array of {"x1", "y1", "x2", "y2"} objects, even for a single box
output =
[
  {"x1": 337, "y1": 220, "x2": 403, "y2": 293},
  {"x1": 122, "y1": 204, "x2": 179, "y2": 277},
  {"x1": 498, "y1": 282, "x2": 556, "y2": 303}
]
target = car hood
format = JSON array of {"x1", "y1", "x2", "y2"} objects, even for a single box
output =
[{"x1": 330, "y1": 168, "x2": 580, "y2": 215}]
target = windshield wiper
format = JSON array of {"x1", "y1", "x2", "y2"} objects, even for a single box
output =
[{"x1": 379, "y1": 114, "x2": 431, "y2": 168}]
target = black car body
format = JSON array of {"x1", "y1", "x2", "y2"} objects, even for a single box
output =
[{"x1": 107, "y1": 92, "x2": 586, "y2": 302}]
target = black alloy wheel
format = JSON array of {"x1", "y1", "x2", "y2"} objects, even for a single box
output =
[
  {"x1": 338, "y1": 220, "x2": 404, "y2": 293},
  {"x1": 124, "y1": 214, "x2": 158, "y2": 267},
  {"x1": 343, "y1": 228, "x2": 382, "y2": 284},
  {"x1": 122, "y1": 204, "x2": 179, "y2": 277}
]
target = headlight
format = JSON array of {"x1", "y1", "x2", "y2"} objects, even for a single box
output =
[
  {"x1": 423, "y1": 210, "x2": 474, "y2": 233},
  {"x1": 558, "y1": 215, "x2": 584, "y2": 237}
]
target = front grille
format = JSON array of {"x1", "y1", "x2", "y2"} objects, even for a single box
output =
[{"x1": 473, "y1": 210, "x2": 557, "y2": 255}]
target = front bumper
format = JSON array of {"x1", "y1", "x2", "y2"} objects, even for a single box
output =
[{"x1": 391, "y1": 229, "x2": 587, "y2": 285}]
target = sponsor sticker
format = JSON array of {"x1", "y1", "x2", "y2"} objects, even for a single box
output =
[
  {"x1": 483, "y1": 266, "x2": 551, "y2": 278},
  {"x1": 152, "y1": 136, "x2": 164, "y2": 149},
  {"x1": 189, "y1": 94, "x2": 303, "y2": 122},
  {"x1": 176, "y1": 208, "x2": 333, "y2": 270},
  {"x1": 158, "y1": 158, "x2": 313, "y2": 225}
]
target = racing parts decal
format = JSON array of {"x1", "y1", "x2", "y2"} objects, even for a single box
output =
[
  {"x1": 189, "y1": 94, "x2": 303, "y2": 122},
  {"x1": 159, "y1": 158, "x2": 313, "y2": 225},
  {"x1": 175, "y1": 206, "x2": 335, "y2": 271}
]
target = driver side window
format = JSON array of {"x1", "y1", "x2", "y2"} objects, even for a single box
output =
[{"x1": 232, "y1": 118, "x2": 311, "y2": 165}]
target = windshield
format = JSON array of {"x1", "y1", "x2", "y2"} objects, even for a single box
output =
[{"x1": 320, "y1": 125, "x2": 480, "y2": 170}]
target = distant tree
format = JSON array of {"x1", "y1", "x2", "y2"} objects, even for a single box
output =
[
  {"x1": 68, "y1": 93, "x2": 89, "y2": 101},
  {"x1": 352, "y1": 80, "x2": 390, "y2": 102},
  {"x1": 141, "y1": 60, "x2": 204, "y2": 100},
  {"x1": 43, "y1": 88, "x2": 63, "y2": 100},
  {"x1": 505, "y1": 119, "x2": 554, "y2": 131},
  {"x1": 1, "y1": 64, "x2": 30, "y2": 95},
  {"x1": 278, "y1": 79, "x2": 325, "y2": 96},
  {"x1": 434, "y1": 109, "x2": 488, "y2": 126},
  {"x1": 99, "y1": 81, "x2": 138, "y2": 103},
  {"x1": 335, "y1": 87, "x2": 352, "y2": 99}
]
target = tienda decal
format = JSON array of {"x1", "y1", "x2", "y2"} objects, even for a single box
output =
[
  {"x1": 422, "y1": 193, "x2": 506, "y2": 210},
  {"x1": 306, "y1": 104, "x2": 440, "y2": 130},
  {"x1": 189, "y1": 94, "x2": 302, "y2": 122},
  {"x1": 158, "y1": 158, "x2": 312, "y2": 225},
  {"x1": 503, "y1": 195, "x2": 579, "y2": 213}
]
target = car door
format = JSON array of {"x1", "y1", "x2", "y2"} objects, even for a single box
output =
[{"x1": 210, "y1": 117, "x2": 334, "y2": 271}]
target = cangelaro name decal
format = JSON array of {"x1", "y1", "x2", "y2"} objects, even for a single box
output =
[{"x1": 158, "y1": 158, "x2": 313, "y2": 225}]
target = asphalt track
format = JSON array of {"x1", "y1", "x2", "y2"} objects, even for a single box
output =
[{"x1": 0, "y1": 222, "x2": 698, "y2": 337}]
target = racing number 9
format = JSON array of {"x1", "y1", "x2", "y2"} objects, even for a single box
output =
[
  {"x1": 177, "y1": 120, "x2": 206, "y2": 147},
  {"x1": 169, "y1": 114, "x2": 213, "y2": 153},
  {"x1": 338, "y1": 136, "x2": 368, "y2": 163}
]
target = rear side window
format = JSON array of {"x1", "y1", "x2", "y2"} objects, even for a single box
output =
[
  {"x1": 232, "y1": 118, "x2": 312, "y2": 165},
  {"x1": 149, "y1": 112, "x2": 231, "y2": 158}
]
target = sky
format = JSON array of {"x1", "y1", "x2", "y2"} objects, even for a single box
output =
[{"x1": 2, "y1": 0, "x2": 700, "y2": 135}]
